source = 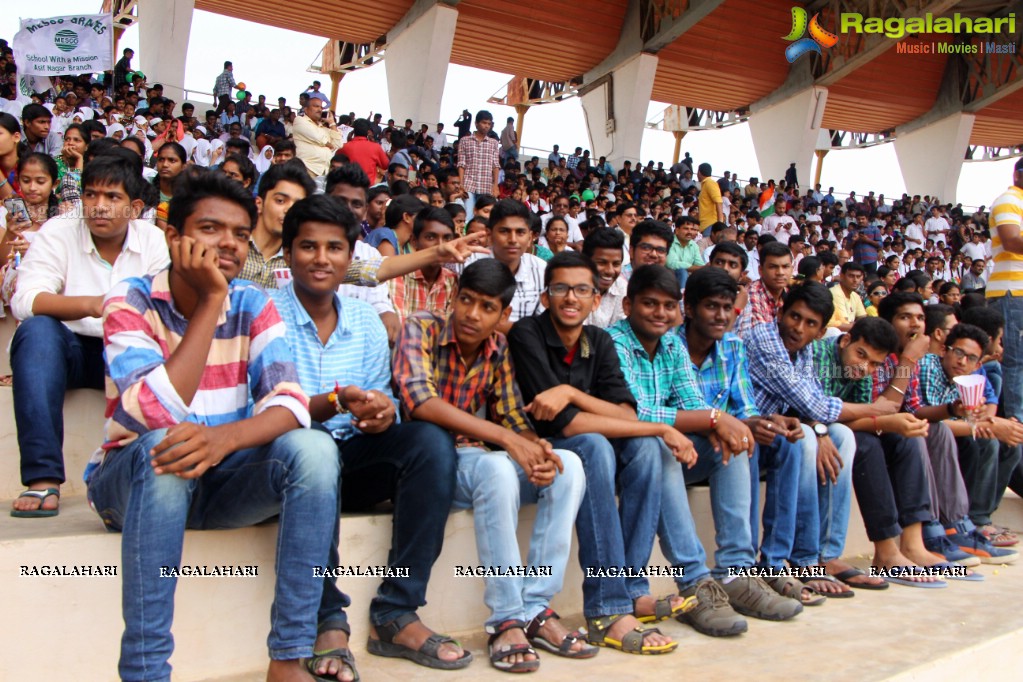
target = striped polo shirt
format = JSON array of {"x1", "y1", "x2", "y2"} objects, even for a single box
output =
[{"x1": 987, "y1": 185, "x2": 1023, "y2": 298}]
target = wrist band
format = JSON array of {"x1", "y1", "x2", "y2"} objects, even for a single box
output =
[
  {"x1": 889, "y1": 385, "x2": 905, "y2": 396},
  {"x1": 709, "y1": 407, "x2": 720, "y2": 430},
  {"x1": 328, "y1": 382, "x2": 350, "y2": 415},
  {"x1": 872, "y1": 416, "x2": 882, "y2": 436}
]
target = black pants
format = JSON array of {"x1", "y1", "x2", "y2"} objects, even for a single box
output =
[
  {"x1": 215, "y1": 94, "x2": 232, "y2": 115},
  {"x1": 852, "y1": 432, "x2": 932, "y2": 542}
]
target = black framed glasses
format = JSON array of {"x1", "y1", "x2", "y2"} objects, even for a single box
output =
[
  {"x1": 946, "y1": 346, "x2": 981, "y2": 365},
  {"x1": 547, "y1": 284, "x2": 597, "y2": 299}
]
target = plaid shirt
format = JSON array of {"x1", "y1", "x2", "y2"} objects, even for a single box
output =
[
  {"x1": 677, "y1": 327, "x2": 759, "y2": 419},
  {"x1": 747, "y1": 320, "x2": 843, "y2": 422},
  {"x1": 742, "y1": 279, "x2": 785, "y2": 340},
  {"x1": 238, "y1": 240, "x2": 383, "y2": 290},
  {"x1": 608, "y1": 319, "x2": 707, "y2": 425},
  {"x1": 873, "y1": 354, "x2": 923, "y2": 413},
  {"x1": 810, "y1": 336, "x2": 873, "y2": 403},
  {"x1": 917, "y1": 353, "x2": 998, "y2": 411},
  {"x1": 213, "y1": 69, "x2": 236, "y2": 98},
  {"x1": 389, "y1": 267, "x2": 458, "y2": 323},
  {"x1": 457, "y1": 133, "x2": 501, "y2": 194},
  {"x1": 461, "y1": 252, "x2": 546, "y2": 322},
  {"x1": 392, "y1": 311, "x2": 531, "y2": 448},
  {"x1": 851, "y1": 225, "x2": 883, "y2": 265}
]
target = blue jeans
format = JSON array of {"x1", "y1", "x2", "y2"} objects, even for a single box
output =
[
  {"x1": 464, "y1": 192, "x2": 489, "y2": 221},
  {"x1": 87, "y1": 427, "x2": 339, "y2": 682},
  {"x1": 452, "y1": 446, "x2": 585, "y2": 627},
  {"x1": 319, "y1": 422, "x2": 457, "y2": 630},
  {"x1": 956, "y1": 435, "x2": 1020, "y2": 526},
  {"x1": 791, "y1": 424, "x2": 855, "y2": 565},
  {"x1": 11, "y1": 315, "x2": 105, "y2": 485},
  {"x1": 654, "y1": 441, "x2": 712, "y2": 591},
  {"x1": 548, "y1": 434, "x2": 667, "y2": 618},
  {"x1": 994, "y1": 292, "x2": 1023, "y2": 422},
  {"x1": 682, "y1": 435, "x2": 755, "y2": 577},
  {"x1": 749, "y1": 434, "x2": 803, "y2": 569}
]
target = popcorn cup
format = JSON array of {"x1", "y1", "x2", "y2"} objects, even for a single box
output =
[
  {"x1": 954, "y1": 374, "x2": 986, "y2": 438},
  {"x1": 272, "y1": 268, "x2": 292, "y2": 288}
]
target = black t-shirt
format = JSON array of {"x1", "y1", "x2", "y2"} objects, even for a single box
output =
[{"x1": 508, "y1": 311, "x2": 636, "y2": 438}]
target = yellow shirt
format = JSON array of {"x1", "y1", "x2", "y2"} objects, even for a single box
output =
[
  {"x1": 987, "y1": 185, "x2": 1023, "y2": 298},
  {"x1": 829, "y1": 286, "x2": 867, "y2": 328},
  {"x1": 698, "y1": 177, "x2": 723, "y2": 229}
]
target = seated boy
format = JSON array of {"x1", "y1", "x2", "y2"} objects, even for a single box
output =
[
  {"x1": 86, "y1": 169, "x2": 339, "y2": 681},
  {"x1": 392, "y1": 259, "x2": 585, "y2": 673},
  {"x1": 11, "y1": 155, "x2": 169, "y2": 517}
]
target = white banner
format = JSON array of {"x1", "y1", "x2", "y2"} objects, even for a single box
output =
[{"x1": 13, "y1": 14, "x2": 114, "y2": 76}]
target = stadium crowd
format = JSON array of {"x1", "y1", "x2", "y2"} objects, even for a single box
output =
[{"x1": 2, "y1": 39, "x2": 1023, "y2": 681}]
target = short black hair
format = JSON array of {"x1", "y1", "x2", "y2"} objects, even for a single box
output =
[
  {"x1": 709, "y1": 241, "x2": 748, "y2": 270},
  {"x1": 782, "y1": 281, "x2": 835, "y2": 326},
  {"x1": 167, "y1": 167, "x2": 257, "y2": 235},
  {"x1": 819, "y1": 251, "x2": 839, "y2": 267},
  {"x1": 631, "y1": 219, "x2": 673, "y2": 249},
  {"x1": 582, "y1": 226, "x2": 625, "y2": 256},
  {"x1": 544, "y1": 250, "x2": 598, "y2": 289},
  {"x1": 412, "y1": 205, "x2": 455, "y2": 238},
  {"x1": 459, "y1": 258, "x2": 516, "y2": 307},
  {"x1": 841, "y1": 261, "x2": 866, "y2": 275},
  {"x1": 626, "y1": 265, "x2": 681, "y2": 301},
  {"x1": 760, "y1": 241, "x2": 791, "y2": 262},
  {"x1": 272, "y1": 139, "x2": 296, "y2": 155},
  {"x1": 486, "y1": 198, "x2": 532, "y2": 230},
  {"x1": 877, "y1": 291, "x2": 925, "y2": 323},
  {"x1": 282, "y1": 194, "x2": 359, "y2": 251},
  {"x1": 222, "y1": 153, "x2": 256, "y2": 186},
  {"x1": 939, "y1": 281, "x2": 961, "y2": 296},
  {"x1": 946, "y1": 323, "x2": 990, "y2": 355},
  {"x1": 685, "y1": 266, "x2": 739, "y2": 311},
  {"x1": 257, "y1": 160, "x2": 315, "y2": 200},
  {"x1": 906, "y1": 270, "x2": 931, "y2": 290},
  {"x1": 847, "y1": 317, "x2": 899, "y2": 355},
  {"x1": 892, "y1": 277, "x2": 919, "y2": 293},
  {"x1": 81, "y1": 153, "x2": 145, "y2": 201},
  {"x1": 961, "y1": 306, "x2": 1004, "y2": 344},
  {"x1": 384, "y1": 194, "x2": 426, "y2": 229},
  {"x1": 325, "y1": 162, "x2": 370, "y2": 194},
  {"x1": 798, "y1": 256, "x2": 822, "y2": 278},
  {"x1": 924, "y1": 304, "x2": 956, "y2": 335},
  {"x1": 959, "y1": 292, "x2": 987, "y2": 312},
  {"x1": 21, "y1": 103, "x2": 52, "y2": 122}
]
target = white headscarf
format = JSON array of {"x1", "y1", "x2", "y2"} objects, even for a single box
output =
[
  {"x1": 192, "y1": 138, "x2": 212, "y2": 167},
  {"x1": 209, "y1": 139, "x2": 226, "y2": 167},
  {"x1": 106, "y1": 122, "x2": 126, "y2": 140},
  {"x1": 254, "y1": 145, "x2": 274, "y2": 174}
]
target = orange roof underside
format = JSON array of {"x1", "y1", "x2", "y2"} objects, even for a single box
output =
[{"x1": 192, "y1": 0, "x2": 1022, "y2": 147}]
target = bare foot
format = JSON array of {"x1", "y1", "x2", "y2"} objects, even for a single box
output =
[
  {"x1": 307, "y1": 629, "x2": 355, "y2": 682},
  {"x1": 266, "y1": 659, "x2": 315, "y2": 682},
  {"x1": 902, "y1": 546, "x2": 947, "y2": 567},
  {"x1": 606, "y1": 614, "x2": 673, "y2": 648},
  {"x1": 824, "y1": 560, "x2": 885, "y2": 588},
  {"x1": 11, "y1": 480, "x2": 60, "y2": 514},
  {"x1": 490, "y1": 627, "x2": 537, "y2": 668},
  {"x1": 532, "y1": 613, "x2": 590, "y2": 655},
  {"x1": 872, "y1": 550, "x2": 941, "y2": 584},
  {"x1": 368, "y1": 618, "x2": 464, "y2": 663}
]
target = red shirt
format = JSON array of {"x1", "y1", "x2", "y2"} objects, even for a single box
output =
[{"x1": 342, "y1": 136, "x2": 390, "y2": 184}]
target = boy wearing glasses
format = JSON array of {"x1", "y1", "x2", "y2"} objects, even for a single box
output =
[{"x1": 623, "y1": 219, "x2": 674, "y2": 279}]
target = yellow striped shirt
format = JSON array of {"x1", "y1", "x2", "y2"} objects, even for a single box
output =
[{"x1": 987, "y1": 185, "x2": 1023, "y2": 298}]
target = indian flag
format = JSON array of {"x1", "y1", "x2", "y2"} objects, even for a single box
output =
[{"x1": 758, "y1": 186, "x2": 775, "y2": 217}]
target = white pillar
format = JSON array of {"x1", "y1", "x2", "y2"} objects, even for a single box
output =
[
  {"x1": 749, "y1": 86, "x2": 828, "y2": 189},
  {"x1": 137, "y1": 0, "x2": 194, "y2": 106},
  {"x1": 580, "y1": 53, "x2": 657, "y2": 171},
  {"x1": 385, "y1": 5, "x2": 457, "y2": 128},
  {"x1": 894, "y1": 113, "x2": 974, "y2": 203}
]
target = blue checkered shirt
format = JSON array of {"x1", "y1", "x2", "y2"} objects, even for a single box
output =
[{"x1": 677, "y1": 327, "x2": 759, "y2": 419}]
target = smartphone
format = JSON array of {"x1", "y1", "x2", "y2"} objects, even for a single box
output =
[{"x1": 4, "y1": 197, "x2": 29, "y2": 225}]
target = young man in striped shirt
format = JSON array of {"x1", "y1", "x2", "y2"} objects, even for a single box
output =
[{"x1": 87, "y1": 169, "x2": 340, "y2": 682}]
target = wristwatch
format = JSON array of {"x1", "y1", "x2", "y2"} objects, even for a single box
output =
[{"x1": 813, "y1": 423, "x2": 829, "y2": 438}]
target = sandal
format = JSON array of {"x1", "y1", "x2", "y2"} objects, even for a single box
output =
[
  {"x1": 585, "y1": 614, "x2": 677, "y2": 655},
  {"x1": 305, "y1": 624, "x2": 359, "y2": 682},
  {"x1": 980, "y1": 524, "x2": 1019, "y2": 547},
  {"x1": 833, "y1": 568, "x2": 889, "y2": 591},
  {"x1": 525, "y1": 607, "x2": 598, "y2": 659},
  {"x1": 487, "y1": 619, "x2": 540, "y2": 673},
  {"x1": 10, "y1": 487, "x2": 60, "y2": 518},
  {"x1": 797, "y1": 574, "x2": 854, "y2": 598},
  {"x1": 634, "y1": 594, "x2": 697, "y2": 623},
  {"x1": 765, "y1": 575, "x2": 825, "y2": 606},
  {"x1": 367, "y1": 612, "x2": 472, "y2": 670}
]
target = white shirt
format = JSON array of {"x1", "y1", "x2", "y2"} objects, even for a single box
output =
[
  {"x1": 464, "y1": 252, "x2": 546, "y2": 322},
  {"x1": 338, "y1": 241, "x2": 395, "y2": 315},
  {"x1": 763, "y1": 214, "x2": 799, "y2": 239},
  {"x1": 539, "y1": 213, "x2": 584, "y2": 246},
  {"x1": 924, "y1": 216, "x2": 950, "y2": 240},
  {"x1": 744, "y1": 245, "x2": 760, "y2": 281},
  {"x1": 12, "y1": 217, "x2": 170, "y2": 337},
  {"x1": 904, "y1": 223, "x2": 925, "y2": 247},
  {"x1": 585, "y1": 275, "x2": 627, "y2": 328},
  {"x1": 960, "y1": 242, "x2": 987, "y2": 263}
]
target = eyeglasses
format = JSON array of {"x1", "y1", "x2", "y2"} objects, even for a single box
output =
[
  {"x1": 946, "y1": 346, "x2": 981, "y2": 365},
  {"x1": 636, "y1": 243, "x2": 669, "y2": 255},
  {"x1": 547, "y1": 283, "x2": 597, "y2": 299}
]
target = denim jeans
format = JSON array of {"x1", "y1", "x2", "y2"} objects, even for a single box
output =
[
  {"x1": 851, "y1": 433, "x2": 931, "y2": 541},
  {"x1": 464, "y1": 192, "x2": 488, "y2": 221},
  {"x1": 749, "y1": 434, "x2": 803, "y2": 569},
  {"x1": 923, "y1": 422, "x2": 969, "y2": 526},
  {"x1": 87, "y1": 427, "x2": 339, "y2": 682},
  {"x1": 984, "y1": 361, "x2": 1003, "y2": 404},
  {"x1": 452, "y1": 446, "x2": 585, "y2": 627},
  {"x1": 682, "y1": 435, "x2": 755, "y2": 577},
  {"x1": 318, "y1": 422, "x2": 457, "y2": 630},
  {"x1": 654, "y1": 441, "x2": 712, "y2": 591},
  {"x1": 956, "y1": 435, "x2": 1021, "y2": 526},
  {"x1": 675, "y1": 268, "x2": 690, "y2": 291},
  {"x1": 547, "y1": 434, "x2": 662, "y2": 618},
  {"x1": 994, "y1": 292, "x2": 1023, "y2": 422},
  {"x1": 790, "y1": 424, "x2": 855, "y2": 565},
  {"x1": 11, "y1": 315, "x2": 105, "y2": 485}
]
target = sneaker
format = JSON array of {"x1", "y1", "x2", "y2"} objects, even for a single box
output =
[
  {"x1": 947, "y1": 525, "x2": 1020, "y2": 564},
  {"x1": 718, "y1": 575, "x2": 802, "y2": 621},
  {"x1": 677, "y1": 578, "x2": 748, "y2": 637},
  {"x1": 923, "y1": 522, "x2": 981, "y2": 567}
]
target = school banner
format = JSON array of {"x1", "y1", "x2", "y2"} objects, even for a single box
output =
[{"x1": 13, "y1": 14, "x2": 113, "y2": 75}]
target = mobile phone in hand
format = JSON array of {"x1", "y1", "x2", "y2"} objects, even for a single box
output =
[{"x1": 4, "y1": 197, "x2": 29, "y2": 224}]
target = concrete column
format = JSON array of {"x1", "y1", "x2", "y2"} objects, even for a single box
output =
[
  {"x1": 749, "y1": 86, "x2": 827, "y2": 189},
  {"x1": 385, "y1": 5, "x2": 457, "y2": 128},
  {"x1": 580, "y1": 53, "x2": 657, "y2": 171},
  {"x1": 894, "y1": 112, "x2": 974, "y2": 203},
  {"x1": 137, "y1": 0, "x2": 194, "y2": 105}
]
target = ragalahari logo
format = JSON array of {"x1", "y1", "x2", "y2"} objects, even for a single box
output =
[{"x1": 783, "y1": 7, "x2": 838, "y2": 62}]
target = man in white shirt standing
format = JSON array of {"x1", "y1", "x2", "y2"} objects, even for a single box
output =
[
  {"x1": 10, "y1": 156, "x2": 169, "y2": 517},
  {"x1": 292, "y1": 96, "x2": 343, "y2": 178},
  {"x1": 762, "y1": 199, "x2": 799, "y2": 239},
  {"x1": 924, "y1": 206, "x2": 950, "y2": 245}
]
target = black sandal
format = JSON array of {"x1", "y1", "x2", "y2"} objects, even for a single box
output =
[
  {"x1": 367, "y1": 611, "x2": 472, "y2": 670},
  {"x1": 305, "y1": 623, "x2": 359, "y2": 682},
  {"x1": 487, "y1": 619, "x2": 540, "y2": 673},
  {"x1": 525, "y1": 607, "x2": 598, "y2": 659}
]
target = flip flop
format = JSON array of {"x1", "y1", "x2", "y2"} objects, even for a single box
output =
[
  {"x1": 10, "y1": 487, "x2": 60, "y2": 518},
  {"x1": 797, "y1": 574, "x2": 854, "y2": 598},
  {"x1": 833, "y1": 568, "x2": 889, "y2": 590},
  {"x1": 874, "y1": 566, "x2": 947, "y2": 589},
  {"x1": 930, "y1": 561, "x2": 984, "y2": 582}
]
